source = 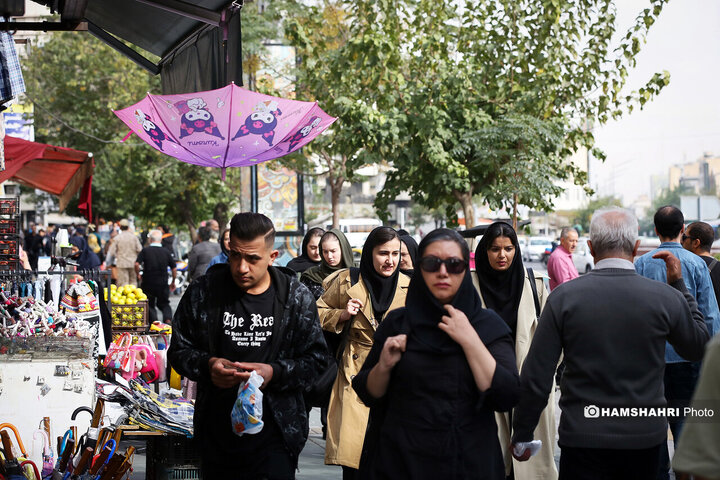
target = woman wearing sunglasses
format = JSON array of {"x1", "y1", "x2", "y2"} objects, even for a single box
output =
[
  {"x1": 318, "y1": 226, "x2": 410, "y2": 479},
  {"x1": 352, "y1": 228, "x2": 520, "y2": 479},
  {"x1": 474, "y1": 221, "x2": 557, "y2": 480}
]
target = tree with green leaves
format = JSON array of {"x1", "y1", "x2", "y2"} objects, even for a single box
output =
[
  {"x1": 283, "y1": 0, "x2": 405, "y2": 228},
  {"x1": 22, "y1": 32, "x2": 236, "y2": 237},
  {"x1": 369, "y1": 0, "x2": 670, "y2": 228}
]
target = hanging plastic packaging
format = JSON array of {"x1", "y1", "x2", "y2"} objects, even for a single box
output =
[{"x1": 231, "y1": 371, "x2": 264, "y2": 436}]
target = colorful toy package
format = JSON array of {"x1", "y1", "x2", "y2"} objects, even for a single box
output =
[{"x1": 231, "y1": 371, "x2": 264, "y2": 436}]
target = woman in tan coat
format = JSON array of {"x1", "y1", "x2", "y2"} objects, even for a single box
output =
[
  {"x1": 318, "y1": 227, "x2": 410, "y2": 479},
  {"x1": 474, "y1": 221, "x2": 558, "y2": 480}
]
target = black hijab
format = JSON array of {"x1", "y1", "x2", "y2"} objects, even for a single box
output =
[
  {"x1": 399, "y1": 235, "x2": 418, "y2": 277},
  {"x1": 301, "y1": 228, "x2": 354, "y2": 285},
  {"x1": 69, "y1": 236, "x2": 101, "y2": 270},
  {"x1": 286, "y1": 227, "x2": 324, "y2": 273},
  {"x1": 406, "y1": 228, "x2": 511, "y2": 353},
  {"x1": 474, "y1": 221, "x2": 525, "y2": 336},
  {"x1": 360, "y1": 227, "x2": 402, "y2": 322}
]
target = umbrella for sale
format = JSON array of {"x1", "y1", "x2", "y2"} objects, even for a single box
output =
[{"x1": 114, "y1": 83, "x2": 337, "y2": 179}]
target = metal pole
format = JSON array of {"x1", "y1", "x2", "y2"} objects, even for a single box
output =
[{"x1": 251, "y1": 165, "x2": 258, "y2": 213}]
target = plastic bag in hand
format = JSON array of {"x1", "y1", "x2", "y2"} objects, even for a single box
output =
[{"x1": 231, "y1": 371, "x2": 264, "y2": 436}]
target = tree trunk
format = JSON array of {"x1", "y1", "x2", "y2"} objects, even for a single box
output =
[
  {"x1": 330, "y1": 177, "x2": 343, "y2": 229},
  {"x1": 213, "y1": 202, "x2": 229, "y2": 231},
  {"x1": 453, "y1": 190, "x2": 476, "y2": 229},
  {"x1": 180, "y1": 193, "x2": 197, "y2": 243},
  {"x1": 512, "y1": 193, "x2": 518, "y2": 231}
]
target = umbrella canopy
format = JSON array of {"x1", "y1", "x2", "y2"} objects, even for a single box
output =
[{"x1": 114, "y1": 84, "x2": 336, "y2": 178}]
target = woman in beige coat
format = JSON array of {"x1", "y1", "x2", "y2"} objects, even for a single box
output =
[
  {"x1": 474, "y1": 221, "x2": 558, "y2": 480},
  {"x1": 318, "y1": 227, "x2": 410, "y2": 479}
]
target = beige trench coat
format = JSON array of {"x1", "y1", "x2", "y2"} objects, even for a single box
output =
[
  {"x1": 318, "y1": 269, "x2": 410, "y2": 468},
  {"x1": 473, "y1": 269, "x2": 559, "y2": 480}
]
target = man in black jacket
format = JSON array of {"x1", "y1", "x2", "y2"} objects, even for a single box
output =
[
  {"x1": 168, "y1": 212, "x2": 329, "y2": 478},
  {"x1": 511, "y1": 207, "x2": 710, "y2": 480}
]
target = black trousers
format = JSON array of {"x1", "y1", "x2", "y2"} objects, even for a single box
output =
[
  {"x1": 142, "y1": 281, "x2": 172, "y2": 323},
  {"x1": 201, "y1": 449, "x2": 295, "y2": 479},
  {"x1": 559, "y1": 443, "x2": 662, "y2": 480}
]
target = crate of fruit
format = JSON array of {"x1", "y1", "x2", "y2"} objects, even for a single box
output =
[
  {"x1": 0, "y1": 219, "x2": 19, "y2": 235},
  {"x1": 111, "y1": 301, "x2": 149, "y2": 329},
  {"x1": 0, "y1": 197, "x2": 19, "y2": 216}
]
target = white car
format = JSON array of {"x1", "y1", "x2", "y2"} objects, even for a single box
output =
[
  {"x1": 573, "y1": 237, "x2": 594, "y2": 274},
  {"x1": 524, "y1": 237, "x2": 553, "y2": 262}
]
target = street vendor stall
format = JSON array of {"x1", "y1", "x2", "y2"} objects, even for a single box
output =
[{"x1": 0, "y1": 262, "x2": 196, "y2": 479}]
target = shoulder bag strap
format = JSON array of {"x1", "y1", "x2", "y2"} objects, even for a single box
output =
[
  {"x1": 527, "y1": 267, "x2": 541, "y2": 318},
  {"x1": 709, "y1": 258, "x2": 719, "y2": 273}
]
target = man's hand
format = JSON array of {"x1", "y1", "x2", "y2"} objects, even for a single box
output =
[
  {"x1": 510, "y1": 443, "x2": 532, "y2": 462},
  {"x1": 235, "y1": 362, "x2": 274, "y2": 389},
  {"x1": 208, "y1": 357, "x2": 246, "y2": 389},
  {"x1": 652, "y1": 251, "x2": 683, "y2": 284}
]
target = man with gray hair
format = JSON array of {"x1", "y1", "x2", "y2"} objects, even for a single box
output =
[
  {"x1": 547, "y1": 226, "x2": 579, "y2": 291},
  {"x1": 511, "y1": 207, "x2": 709, "y2": 479},
  {"x1": 136, "y1": 229, "x2": 177, "y2": 323}
]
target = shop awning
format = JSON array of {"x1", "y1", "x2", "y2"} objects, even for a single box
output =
[{"x1": 1, "y1": 135, "x2": 94, "y2": 215}]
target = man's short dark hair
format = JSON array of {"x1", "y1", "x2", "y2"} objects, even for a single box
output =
[
  {"x1": 197, "y1": 226, "x2": 211, "y2": 242},
  {"x1": 654, "y1": 205, "x2": 684, "y2": 239},
  {"x1": 687, "y1": 221, "x2": 715, "y2": 252},
  {"x1": 230, "y1": 212, "x2": 276, "y2": 247},
  {"x1": 159, "y1": 225, "x2": 170, "y2": 233}
]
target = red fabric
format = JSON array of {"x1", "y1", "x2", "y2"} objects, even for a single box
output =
[
  {"x1": 78, "y1": 175, "x2": 92, "y2": 222},
  {"x1": 2, "y1": 135, "x2": 93, "y2": 212}
]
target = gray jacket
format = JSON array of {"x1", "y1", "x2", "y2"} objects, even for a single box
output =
[
  {"x1": 512, "y1": 268, "x2": 709, "y2": 450},
  {"x1": 187, "y1": 240, "x2": 221, "y2": 281}
]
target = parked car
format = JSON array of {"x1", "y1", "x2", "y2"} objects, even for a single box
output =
[
  {"x1": 573, "y1": 236, "x2": 594, "y2": 273},
  {"x1": 524, "y1": 237, "x2": 554, "y2": 262}
]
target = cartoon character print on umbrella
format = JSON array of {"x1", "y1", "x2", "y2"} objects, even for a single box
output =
[
  {"x1": 175, "y1": 98, "x2": 225, "y2": 140},
  {"x1": 287, "y1": 116, "x2": 322, "y2": 152},
  {"x1": 232, "y1": 100, "x2": 283, "y2": 146},
  {"x1": 135, "y1": 109, "x2": 176, "y2": 150}
]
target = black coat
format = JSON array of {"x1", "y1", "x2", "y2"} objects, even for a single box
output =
[
  {"x1": 168, "y1": 264, "x2": 331, "y2": 458},
  {"x1": 353, "y1": 308, "x2": 520, "y2": 479}
]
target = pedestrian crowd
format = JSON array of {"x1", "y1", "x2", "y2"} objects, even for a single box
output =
[{"x1": 165, "y1": 207, "x2": 719, "y2": 480}]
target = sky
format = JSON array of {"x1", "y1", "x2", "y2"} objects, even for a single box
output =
[{"x1": 590, "y1": 0, "x2": 720, "y2": 204}]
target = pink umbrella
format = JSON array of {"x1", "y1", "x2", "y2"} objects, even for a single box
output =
[{"x1": 114, "y1": 83, "x2": 336, "y2": 179}]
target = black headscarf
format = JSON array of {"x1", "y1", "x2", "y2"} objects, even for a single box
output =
[
  {"x1": 474, "y1": 221, "x2": 525, "y2": 337},
  {"x1": 69, "y1": 236, "x2": 101, "y2": 270},
  {"x1": 407, "y1": 228, "x2": 511, "y2": 353},
  {"x1": 286, "y1": 227, "x2": 325, "y2": 273},
  {"x1": 359, "y1": 227, "x2": 402, "y2": 322},
  {"x1": 301, "y1": 228, "x2": 354, "y2": 285},
  {"x1": 399, "y1": 235, "x2": 418, "y2": 277}
]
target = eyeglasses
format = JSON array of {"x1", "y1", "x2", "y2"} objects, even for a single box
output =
[
  {"x1": 419, "y1": 256, "x2": 466, "y2": 274},
  {"x1": 681, "y1": 234, "x2": 696, "y2": 243}
]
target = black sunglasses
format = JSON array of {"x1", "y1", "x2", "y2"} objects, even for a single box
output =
[
  {"x1": 419, "y1": 256, "x2": 466, "y2": 274},
  {"x1": 681, "y1": 234, "x2": 696, "y2": 243}
]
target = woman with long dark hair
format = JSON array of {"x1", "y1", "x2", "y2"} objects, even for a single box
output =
[
  {"x1": 319, "y1": 227, "x2": 410, "y2": 479},
  {"x1": 474, "y1": 221, "x2": 557, "y2": 480},
  {"x1": 301, "y1": 228, "x2": 354, "y2": 300},
  {"x1": 352, "y1": 228, "x2": 520, "y2": 479},
  {"x1": 287, "y1": 227, "x2": 325, "y2": 273}
]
